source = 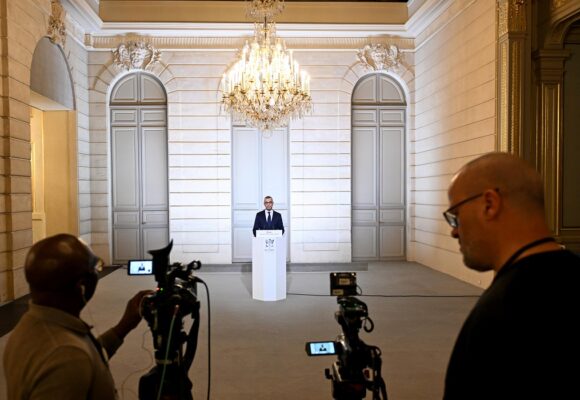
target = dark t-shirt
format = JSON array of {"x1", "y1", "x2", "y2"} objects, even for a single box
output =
[{"x1": 444, "y1": 250, "x2": 580, "y2": 400}]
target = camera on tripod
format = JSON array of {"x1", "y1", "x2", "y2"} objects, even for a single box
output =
[
  {"x1": 306, "y1": 272, "x2": 388, "y2": 400},
  {"x1": 128, "y1": 240, "x2": 203, "y2": 400}
]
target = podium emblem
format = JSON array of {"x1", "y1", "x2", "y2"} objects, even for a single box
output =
[{"x1": 264, "y1": 238, "x2": 276, "y2": 251}]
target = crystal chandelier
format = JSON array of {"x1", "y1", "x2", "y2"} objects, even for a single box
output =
[{"x1": 221, "y1": 0, "x2": 312, "y2": 131}]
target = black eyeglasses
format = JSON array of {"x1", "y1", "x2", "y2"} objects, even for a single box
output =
[{"x1": 442, "y1": 189, "x2": 499, "y2": 228}]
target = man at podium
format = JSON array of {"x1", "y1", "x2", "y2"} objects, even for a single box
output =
[{"x1": 252, "y1": 196, "x2": 285, "y2": 237}]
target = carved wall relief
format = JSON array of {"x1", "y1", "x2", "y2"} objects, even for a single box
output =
[
  {"x1": 113, "y1": 41, "x2": 161, "y2": 71},
  {"x1": 47, "y1": 0, "x2": 67, "y2": 47},
  {"x1": 357, "y1": 43, "x2": 403, "y2": 72}
]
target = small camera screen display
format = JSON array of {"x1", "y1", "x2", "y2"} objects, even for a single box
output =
[
  {"x1": 308, "y1": 342, "x2": 336, "y2": 355},
  {"x1": 128, "y1": 260, "x2": 153, "y2": 275}
]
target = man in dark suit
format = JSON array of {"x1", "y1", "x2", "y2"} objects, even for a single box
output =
[{"x1": 253, "y1": 196, "x2": 285, "y2": 237}]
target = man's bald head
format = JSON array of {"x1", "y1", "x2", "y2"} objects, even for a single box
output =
[
  {"x1": 446, "y1": 153, "x2": 554, "y2": 272},
  {"x1": 25, "y1": 234, "x2": 99, "y2": 294},
  {"x1": 451, "y1": 152, "x2": 545, "y2": 212}
]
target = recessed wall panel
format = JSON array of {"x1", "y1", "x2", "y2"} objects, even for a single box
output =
[
  {"x1": 112, "y1": 127, "x2": 139, "y2": 209},
  {"x1": 352, "y1": 126, "x2": 377, "y2": 208}
]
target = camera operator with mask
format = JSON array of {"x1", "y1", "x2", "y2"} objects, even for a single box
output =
[{"x1": 3, "y1": 234, "x2": 151, "y2": 400}]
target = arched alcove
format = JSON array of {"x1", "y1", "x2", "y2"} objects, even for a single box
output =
[
  {"x1": 30, "y1": 37, "x2": 75, "y2": 110},
  {"x1": 351, "y1": 72, "x2": 407, "y2": 261},
  {"x1": 29, "y1": 37, "x2": 78, "y2": 243}
]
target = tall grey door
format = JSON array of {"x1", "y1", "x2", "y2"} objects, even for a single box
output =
[
  {"x1": 232, "y1": 127, "x2": 289, "y2": 262},
  {"x1": 352, "y1": 74, "x2": 406, "y2": 260},
  {"x1": 110, "y1": 73, "x2": 168, "y2": 262}
]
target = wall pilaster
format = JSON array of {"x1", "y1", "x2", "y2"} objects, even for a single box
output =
[
  {"x1": 496, "y1": 0, "x2": 531, "y2": 155},
  {"x1": 533, "y1": 49, "x2": 569, "y2": 234}
]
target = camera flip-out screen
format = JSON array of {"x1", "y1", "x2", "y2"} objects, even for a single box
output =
[
  {"x1": 305, "y1": 341, "x2": 337, "y2": 356},
  {"x1": 128, "y1": 260, "x2": 154, "y2": 275}
]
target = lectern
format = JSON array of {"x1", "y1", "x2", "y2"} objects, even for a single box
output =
[{"x1": 252, "y1": 230, "x2": 286, "y2": 301}]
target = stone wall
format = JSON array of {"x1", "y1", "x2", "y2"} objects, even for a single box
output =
[
  {"x1": 0, "y1": 0, "x2": 49, "y2": 302},
  {"x1": 0, "y1": 0, "x2": 89, "y2": 302},
  {"x1": 409, "y1": 0, "x2": 496, "y2": 287},
  {"x1": 87, "y1": 46, "x2": 414, "y2": 264}
]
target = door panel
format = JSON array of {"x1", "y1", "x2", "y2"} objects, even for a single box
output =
[
  {"x1": 262, "y1": 129, "x2": 289, "y2": 210},
  {"x1": 352, "y1": 75, "x2": 377, "y2": 103},
  {"x1": 141, "y1": 108, "x2": 166, "y2": 125},
  {"x1": 233, "y1": 128, "x2": 260, "y2": 209},
  {"x1": 142, "y1": 127, "x2": 168, "y2": 209},
  {"x1": 380, "y1": 127, "x2": 404, "y2": 207},
  {"x1": 232, "y1": 127, "x2": 289, "y2": 262},
  {"x1": 380, "y1": 226, "x2": 405, "y2": 258},
  {"x1": 143, "y1": 210, "x2": 169, "y2": 224},
  {"x1": 352, "y1": 226, "x2": 377, "y2": 259},
  {"x1": 114, "y1": 211, "x2": 139, "y2": 225},
  {"x1": 111, "y1": 74, "x2": 139, "y2": 104},
  {"x1": 114, "y1": 227, "x2": 140, "y2": 260},
  {"x1": 141, "y1": 74, "x2": 167, "y2": 103},
  {"x1": 379, "y1": 75, "x2": 405, "y2": 103},
  {"x1": 380, "y1": 109, "x2": 405, "y2": 125},
  {"x1": 352, "y1": 125, "x2": 377, "y2": 208},
  {"x1": 112, "y1": 127, "x2": 139, "y2": 209},
  {"x1": 233, "y1": 226, "x2": 253, "y2": 260},
  {"x1": 352, "y1": 84, "x2": 406, "y2": 261},
  {"x1": 111, "y1": 72, "x2": 168, "y2": 263},
  {"x1": 111, "y1": 109, "x2": 138, "y2": 125}
]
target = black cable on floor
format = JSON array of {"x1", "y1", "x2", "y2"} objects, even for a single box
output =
[{"x1": 287, "y1": 292, "x2": 481, "y2": 298}]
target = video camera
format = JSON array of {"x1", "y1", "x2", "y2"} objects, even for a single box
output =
[
  {"x1": 128, "y1": 240, "x2": 202, "y2": 400},
  {"x1": 306, "y1": 272, "x2": 388, "y2": 400}
]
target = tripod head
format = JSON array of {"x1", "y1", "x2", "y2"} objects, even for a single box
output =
[{"x1": 306, "y1": 273, "x2": 388, "y2": 400}]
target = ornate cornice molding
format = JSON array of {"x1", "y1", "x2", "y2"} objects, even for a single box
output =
[
  {"x1": 497, "y1": 0, "x2": 527, "y2": 36},
  {"x1": 357, "y1": 43, "x2": 404, "y2": 71},
  {"x1": 48, "y1": 0, "x2": 67, "y2": 46},
  {"x1": 112, "y1": 40, "x2": 161, "y2": 71},
  {"x1": 552, "y1": 0, "x2": 567, "y2": 8},
  {"x1": 87, "y1": 35, "x2": 413, "y2": 51},
  {"x1": 405, "y1": 0, "x2": 455, "y2": 37}
]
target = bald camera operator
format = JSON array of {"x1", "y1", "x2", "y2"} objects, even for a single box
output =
[{"x1": 3, "y1": 234, "x2": 151, "y2": 400}]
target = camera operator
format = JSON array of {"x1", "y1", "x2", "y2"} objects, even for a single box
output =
[{"x1": 3, "y1": 234, "x2": 151, "y2": 400}]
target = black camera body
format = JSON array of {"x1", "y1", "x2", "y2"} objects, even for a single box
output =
[
  {"x1": 137, "y1": 240, "x2": 202, "y2": 400},
  {"x1": 306, "y1": 273, "x2": 388, "y2": 400},
  {"x1": 141, "y1": 242, "x2": 201, "y2": 342}
]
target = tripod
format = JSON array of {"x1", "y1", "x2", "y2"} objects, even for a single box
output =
[{"x1": 139, "y1": 299, "x2": 201, "y2": 400}]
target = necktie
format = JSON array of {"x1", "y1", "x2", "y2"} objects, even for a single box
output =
[{"x1": 267, "y1": 212, "x2": 271, "y2": 224}]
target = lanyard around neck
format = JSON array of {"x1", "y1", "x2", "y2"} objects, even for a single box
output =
[{"x1": 500, "y1": 236, "x2": 556, "y2": 271}]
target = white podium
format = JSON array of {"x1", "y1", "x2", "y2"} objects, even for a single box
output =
[{"x1": 252, "y1": 230, "x2": 286, "y2": 301}]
